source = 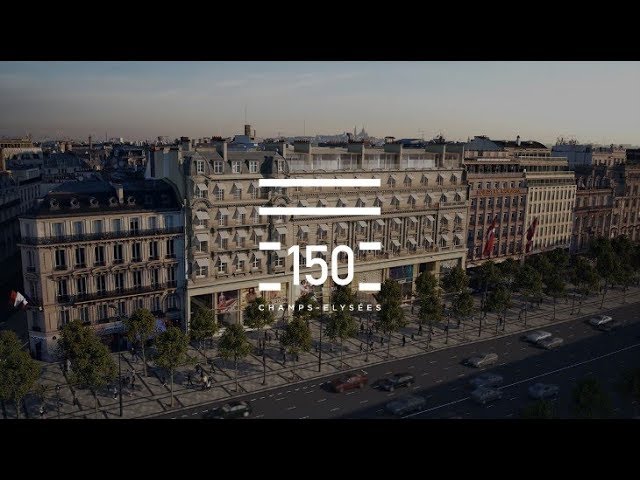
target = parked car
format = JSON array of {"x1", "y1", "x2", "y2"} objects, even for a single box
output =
[
  {"x1": 523, "y1": 330, "x2": 552, "y2": 343},
  {"x1": 469, "y1": 372, "x2": 504, "y2": 388},
  {"x1": 464, "y1": 352, "x2": 499, "y2": 368},
  {"x1": 205, "y1": 401, "x2": 252, "y2": 419},
  {"x1": 528, "y1": 383, "x2": 559, "y2": 400},
  {"x1": 536, "y1": 336, "x2": 564, "y2": 349},
  {"x1": 385, "y1": 395, "x2": 426, "y2": 416},
  {"x1": 596, "y1": 319, "x2": 622, "y2": 332},
  {"x1": 470, "y1": 386, "x2": 503, "y2": 405},
  {"x1": 589, "y1": 315, "x2": 613, "y2": 326},
  {"x1": 330, "y1": 371, "x2": 368, "y2": 393},
  {"x1": 378, "y1": 373, "x2": 415, "y2": 392}
]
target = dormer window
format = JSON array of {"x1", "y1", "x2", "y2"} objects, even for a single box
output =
[
  {"x1": 127, "y1": 196, "x2": 136, "y2": 206},
  {"x1": 70, "y1": 198, "x2": 80, "y2": 209},
  {"x1": 109, "y1": 197, "x2": 118, "y2": 207},
  {"x1": 89, "y1": 197, "x2": 99, "y2": 208}
]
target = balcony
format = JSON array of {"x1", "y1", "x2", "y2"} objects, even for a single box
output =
[
  {"x1": 54, "y1": 265, "x2": 68, "y2": 271},
  {"x1": 132, "y1": 257, "x2": 142, "y2": 263},
  {"x1": 148, "y1": 256, "x2": 159, "y2": 261},
  {"x1": 94, "y1": 260, "x2": 106, "y2": 267},
  {"x1": 19, "y1": 226, "x2": 183, "y2": 246},
  {"x1": 165, "y1": 253, "x2": 177, "y2": 259},
  {"x1": 57, "y1": 282, "x2": 179, "y2": 305},
  {"x1": 75, "y1": 263, "x2": 86, "y2": 269},
  {"x1": 113, "y1": 258, "x2": 124, "y2": 264}
]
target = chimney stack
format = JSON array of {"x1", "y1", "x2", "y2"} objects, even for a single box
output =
[
  {"x1": 516, "y1": 135, "x2": 521, "y2": 146},
  {"x1": 244, "y1": 124, "x2": 252, "y2": 137}
]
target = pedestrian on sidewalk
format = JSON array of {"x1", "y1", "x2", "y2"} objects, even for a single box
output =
[
  {"x1": 282, "y1": 353, "x2": 287, "y2": 365},
  {"x1": 369, "y1": 341, "x2": 374, "y2": 351},
  {"x1": 360, "y1": 322, "x2": 364, "y2": 333},
  {"x1": 187, "y1": 373, "x2": 193, "y2": 386},
  {"x1": 402, "y1": 335, "x2": 406, "y2": 347},
  {"x1": 161, "y1": 376, "x2": 168, "y2": 388},
  {"x1": 201, "y1": 375, "x2": 208, "y2": 390},
  {"x1": 72, "y1": 396, "x2": 79, "y2": 407},
  {"x1": 131, "y1": 376, "x2": 136, "y2": 389},
  {"x1": 418, "y1": 324, "x2": 423, "y2": 336},
  {"x1": 275, "y1": 330, "x2": 279, "y2": 340},
  {"x1": 195, "y1": 363, "x2": 201, "y2": 375},
  {"x1": 380, "y1": 336, "x2": 384, "y2": 346},
  {"x1": 112, "y1": 387, "x2": 118, "y2": 400},
  {"x1": 359, "y1": 343, "x2": 363, "y2": 352},
  {"x1": 411, "y1": 333, "x2": 415, "y2": 341},
  {"x1": 39, "y1": 405, "x2": 46, "y2": 418}
]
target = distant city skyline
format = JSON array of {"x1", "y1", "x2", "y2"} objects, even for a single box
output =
[{"x1": 1, "y1": 61, "x2": 639, "y2": 145}]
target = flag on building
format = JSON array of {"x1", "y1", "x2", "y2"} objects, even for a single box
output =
[
  {"x1": 482, "y1": 217, "x2": 497, "y2": 257},
  {"x1": 525, "y1": 217, "x2": 539, "y2": 253},
  {"x1": 8, "y1": 290, "x2": 28, "y2": 309}
]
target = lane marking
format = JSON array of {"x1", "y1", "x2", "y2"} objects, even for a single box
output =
[
  {"x1": 275, "y1": 397, "x2": 286, "y2": 401},
  {"x1": 286, "y1": 406, "x2": 297, "y2": 411},
  {"x1": 330, "y1": 407, "x2": 340, "y2": 412},
  {"x1": 317, "y1": 398, "x2": 327, "y2": 403},
  {"x1": 304, "y1": 390, "x2": 315, "y2": 395},
  {"x1": 299, "y1": 416, "x2": 309, "y2": 419},
  {"x1": 360, "y1": 400, "x2": 369, "y2": 404}
]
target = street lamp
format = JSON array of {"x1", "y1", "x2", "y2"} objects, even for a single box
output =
[
  {"x1": 365, "y1": 312, "x2": 372, "y2": 362},
  {"x1": 108, "y1": 304, "x2": 124, "y2": 418}
]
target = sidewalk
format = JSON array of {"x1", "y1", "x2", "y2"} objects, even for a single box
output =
[{"x1": 3, "y1": 286, "x2": 638, "y2": 419}]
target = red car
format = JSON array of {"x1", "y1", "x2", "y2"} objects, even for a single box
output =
[{"x1": 330, "y1": 372, "x2": 368, "y2": 393}]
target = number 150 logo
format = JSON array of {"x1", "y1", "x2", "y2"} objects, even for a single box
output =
[{"x1": 287, "y1": 245, "x2": 354, "y2": 286}]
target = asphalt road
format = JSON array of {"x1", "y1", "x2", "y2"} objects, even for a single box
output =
[{"x1": 161, "y1": 303, "x2": 640, "y2": 419}]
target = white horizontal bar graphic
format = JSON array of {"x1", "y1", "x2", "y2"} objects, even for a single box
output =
[
  {"x1": 259, "y1": 207, "x2": 381, "y2": 216},
  {"x1": 259, "y1": 179, "x2": 381, "y2": 188},
  {"x1": 359, "y1": 282, "x2": 381, "y2": 292},
  {"x1": 259, "y1": 242, "x2": 281, "y2": 250},
  {"x1": 359, "y1": 241, "x2": 382, "y2": 250},
  {"x1": 258, "y1": 283, "x2": 281, "y2": 292}
]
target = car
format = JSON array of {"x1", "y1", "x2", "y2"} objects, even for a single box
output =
[
  {"x1": 384, "y1": 395, "x2": 426, "y2": 416},
  {"x1": 596, "y1": 319, "x2": 622, "y2": 332},
  {"x1": 536, "y1": 336, "x2": 564, "y2": 349},
  {"x1": 330, "y1": 371, "x2": 368, "y2": 393},
  {"x1": 378, "y1": 373, "x2": 415, "y2": 392},
  {"x1": 205, "y1": 401, "x2": 252, "y2": 419},
  {"x1": 470, "y1": 386, "x2": 503, "y2": 405},
  {"x1": 469, "y1": 372, "x2": 504, "y2": 388},
  {"x1": 589, "y1": 315, "x2": 613, "y2": 326},
  {"x1": 523, "y1": 330, "x2": 552, "y2": 343},
  {"x1": 528, "y1": 383, "x2": 559, "y2": 400},
  {"x1": 463, "y1": 352, "x2": 499, "y2": 368}
]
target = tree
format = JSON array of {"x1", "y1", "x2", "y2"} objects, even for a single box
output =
[
  {"x1": 292, "y1": 292, "x2": 320, "y2": 325},
  {"x1": 280, "y1": 316, "x2": 312, "y2": 380},
  {"x1": 189, "y1": 307, "x2": 219, "y2": 352},
  {"x1": 570, "y1": 256, "x2": 600, "y2": 313},
  {"x1": 618, "y1": 368, "x2": 640, "y2": 416},
  {"x1": 415, "y1": 271, "x2": 443, "y2": 338},
  {"x1": 154, "y1": 326, "x2": 191, "y2": 408},
  {"x1": 515, "y1": 264, "x2": 543, "y2": 324},
  {"x1": 476, "y1": 260, "x2": 499, "y2": 310},
  {"x1": 374, "y1": 279, "x2": 407, "y2": 358},
  {"x1": 218, "y1": 323, "x2": 252, "y2": 392},
  {"x1": 497, "y1": 258, "x2": 521, "y2": 290},
  {"x1": 615, "y1": 263, "x2": 634, "y2": 303},
  {"x1": 451, "y1": 289, "x2": 475, "y2": 336},
  {"x1": 526, "y1": 253, "x2": 554, "y2": 285},
  {"x1": 57, "y1": 320, "x2": 117, "y2": 418},
  {"x1": 596, "y1": 249, "x2": 621, "y2": 308},
  {"x1": 544, "y1": 273, "x2": 566, "y2": 321},
  {"x1": 0, "y1": 331, "x2": 40, "y2": 419},
  {"x1": 325, "y1": 285, "x2": 358, "y2": 368},
  {"x1": 520, "y1": 400, "x2": 555, "y2": 419},
  {"x1": 441, "y1": 265, "x2": 469, "y2": 297},
  {"x1": 124, "y1": 308, "x2": 156, "y2": 377},
  {"x1": 244, "y1": 296, "x2": 275, "y2": 385},
  {"x1": 571, "y1": 378, "x2": 612, "y2": 419},
  {"x1": 484, "y1": 283, "x2": 512, "y2": 333},
  {"x1": 546, "y1": 248, "x2": 570, "y2": 276}
]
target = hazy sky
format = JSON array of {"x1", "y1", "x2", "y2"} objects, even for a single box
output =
[{"x1": 1, "y1": 61, "x2": 639, "y2": 144}]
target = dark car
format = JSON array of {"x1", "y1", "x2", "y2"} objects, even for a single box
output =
[
  {"x1": 330, "y1": 371, "x2": 368, "y2": 393},
  {"x1": 385, "y1": 395, "x2": 426, "y2": 416},
  {"x1": 205, "y1": 401, "x2": 252, "y2": 419},
  {"x1": 378, "y1": 373, "x2": 415, "y2": 392}
]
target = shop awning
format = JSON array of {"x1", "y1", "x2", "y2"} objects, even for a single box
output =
[
  {"x1": 196, "y1": 211, "x2": 210, "y2": 220},
  {"x1": 454, "y1": 233, "x2": 465, "y2": 241},
  {"x1": 217, "y1": 254, "x2": 231, "y2": 263},
  {"x1": 392, "y1": 218, "x2": 402, "y2": 225},
  {"x1": 407, "y1": 238, "x2": 417, "y2": 246},
  {"x1": 232, "y1": 183, "x2": 242, "y2": 191},
  {"x1": 276, "y1": 226, "x2": 288, "y2": 235},
  {"x1": 339, "y1": 197, "x2": 349, "y2": 206},
  {"x1": 236, "y1": 253, "x2": 248, "y2": 262},
  {"x1": 298, "y1": 200, "x2": 310, "y2": 207},
  {"x1": 318, "y1": 224, "x2": 329, "y2": 232},
  {"x1": 409, "y1": 216, "x2": 418, "y2": 224},
  {"x1": 442, "y1": 214, "x2": 452, "y2": 222},
  {"x1": 440, "y1": 234, "x2": 450, "y2": 242},
  {"x1": 425, "y1": 215, "x2": 435, "y2": 222},
  {"x1": 338, "y1": 222, "x2": 348, "y2": 230},
  {"x1": 236, "y1": 230, "x2": 247, "y2": 237},
  {"x1": 196, "y1": 233, "x2": 209, "y2": 242},
  {"x1": 218, "y1": 231, "x2": 230, "y2": 239},
  {"x1": 218, "y1": 208, "x2": 230, "y2": 215},
  {"x1": 196, "y1": 183, "x2": 207, "y2": 192},
  {"x1": 456, "y1": 213, "x2": 464, "y2": 221},
  {"x1": 376, "y1": 219, "x2": 385, "y2": 227},
  {"x1": 424, "y1": 235, "x2": 434, "y2": 243},
  {"x1": 391, "y1": 239, "x2": 401, "y2": 248},
  {"x1": 409, "y1": 194, "x2": 418, "y2": 202},
  {"x1": 317, "y1": 199, "x2": 327, "y2": 206},
  {"x1": 253, "y1": 228, "x2": 264, "y2": 237},
  {"x1": 358, "y1": 221, "x2": 367, "y2": 228},
  {"x1": 236, "y1": 207, "x2": 247, "y2": 214},
  {"x1": 275, "y1": 250, "x2": 287, "y2": 258},
  {"x1": 376, "y1": 196, "x2": 386, "y2": 204},
  {"x1": 299, "y1": 225, "x2": 309, "y2": 233}
]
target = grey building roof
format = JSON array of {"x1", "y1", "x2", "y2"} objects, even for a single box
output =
[{"x1": 24, "y1": 178, "x2": 181, "y2": 218}]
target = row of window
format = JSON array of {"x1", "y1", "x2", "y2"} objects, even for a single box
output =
[
  {"x1": 470, "y1": 196, "x2": 525, "y2": 208},
  {"x1": 469, "y1": 225, "x2": 524, "y2": 240},
  {"x1": 55, "y1": 266, "x2": 178, "y2": 298},
  {"x1": 469, "y1": 212, "x2": 525, "y2": 224},
  {"x1": 531, "y1": 189, "x2": 575, "y2": 202},
  {"x1": 528, "y1": 202, "x2": 574, "y2": 215},
  {"x1": 57, "y1": 295, "x2": 178, "y2": 326},
  {"x1": 470, "y1": 242, "x2": 521, "y2": 258},
  {"x1": 29, "y1": 215, "x2": 177, "y2": 239},
  {"x1": 45, "y1": 239, "x2": 176, "y2": 269},
  {"x1": 472, "y1": 181, "x2": 525, "y2": 189},
  {"x1": 195, "y1": 159, "x2": 260, "y2": 175}
]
